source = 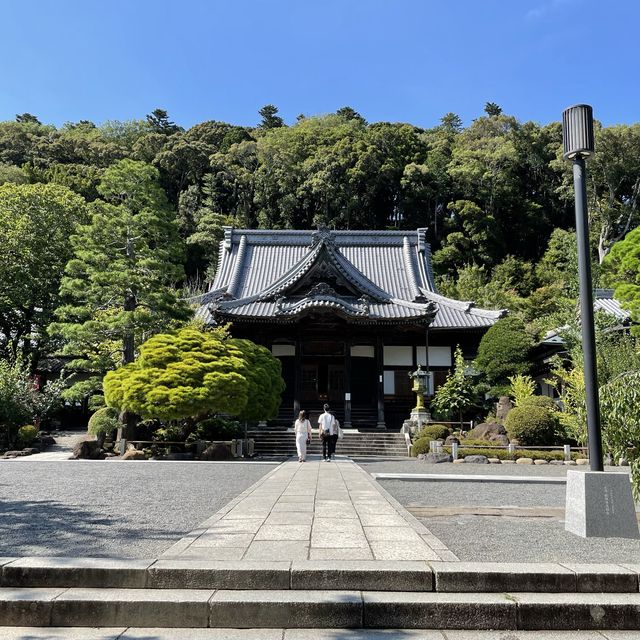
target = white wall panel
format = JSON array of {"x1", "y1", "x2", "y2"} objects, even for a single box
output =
[
  {"x1": 416, "y1": 346, "x2": 452, "y2": 367},
  {"x1": 383, "y1": 346, "x2": 412, "y2": 366}
]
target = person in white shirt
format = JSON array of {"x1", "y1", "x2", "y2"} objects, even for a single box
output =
[
  {"x1": 318, "y1": 403, "x2": 338, "y2": 461},
  {"x1": 294, "y1": 410, "x2": 312, "y2": 462}
]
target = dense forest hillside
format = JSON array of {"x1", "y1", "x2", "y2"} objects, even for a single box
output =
[{"x1": 1, "y1": 103, "x2": 640, "y2": 364}]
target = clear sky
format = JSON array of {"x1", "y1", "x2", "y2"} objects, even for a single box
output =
[{"x1": 2, "y1": 0, "x2": 638, "y2": 129}]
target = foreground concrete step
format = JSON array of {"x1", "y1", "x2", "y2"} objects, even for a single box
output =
[
  {"x1": 3, "y1": 630, "x2": 637, "y2": 639},
  {"x1": 4, "y1": 589, "x2": 640, "y2": 630},
  {"x1": 3, "y1": 558, "x2": 640, "y2": 593}
]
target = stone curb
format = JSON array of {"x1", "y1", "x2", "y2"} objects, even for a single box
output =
[
  {"x1": 3, "y1": 588, "x2": 640, "y2": 629},
  {"x1": 2, "y1": 558, "x2": 640, "y2": 593}
]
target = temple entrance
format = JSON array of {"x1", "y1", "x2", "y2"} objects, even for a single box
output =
[{"x1": 301, "y1": 361, "x2": 344, "y2": 414}]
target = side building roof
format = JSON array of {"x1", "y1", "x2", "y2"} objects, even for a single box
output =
[{"x1": 197, "y1": 227, "x2": 505, "y2": 329}]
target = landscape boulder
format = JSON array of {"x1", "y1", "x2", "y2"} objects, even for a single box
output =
[
  {"x1": 445, "y1": 435, "x2": 461, "y2": 446},
  {"x1": 72, "y1": 440, "x2": 105, "y2": 460},
  {"x1": 464, "y1": 454, "x2": 489, "y2": 464},
  {"x1": 421, "y1": 452, "x2": 452, "y2": 464},
  {"x1": 200, "y1": 442, "x2": 232, "y2": 461},
  {"x1": 122, "y1": 449, "x2": 146, "y2": 460},
  {"x1": 465, "y1": 423, "x2": 509, "y2": 445},
  {"x1": 496, "y1": 396, "x2": 513, "y2": 421},
  {"x1": 516, "y1": 457, "x2": 533, "y2": 465}
]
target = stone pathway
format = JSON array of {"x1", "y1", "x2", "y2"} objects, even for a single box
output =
[
  {"x1": 162, "y1": 457, "x2": 457, "y2": 562},
  {"x1": 9, "y1": 431, "x2": 85, "y2": 461}
]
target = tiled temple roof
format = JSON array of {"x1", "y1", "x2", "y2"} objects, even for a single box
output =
[{"x1": 197, "y1": 227, "x2": 505, "y2": 328}]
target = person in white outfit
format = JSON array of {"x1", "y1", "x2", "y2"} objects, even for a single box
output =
[{"x1": 294, "y1": 410, "x2": 312, "y2": 462}]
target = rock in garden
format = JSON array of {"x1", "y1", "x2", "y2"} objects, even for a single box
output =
[
  {"x1": 422, "y1": 452, "x2": 452, "y2": 464},
  {"x1": 487, "y1": 458, "x2": 501, "y2": 464},
  {"x1": 72, "y1": 440, "x2": 105, "y2": 460},
  {"x1": 516, "y1": 457, "x2": 533, "y2": 465},
  {"x1": 200, "y1": 442, "x2": 232, "y2": 461},
  {"x1": 3, "y1": 451, "x2": 21, "y2": 458},
  {"x1": 445, "y1": 435, "x2": 461, "y2": 445},
  {"x1": 549, "y1": 460, "x2": 565, "y2": 465},
  {"x1": 533, "y1": 459, "x2": 548, "y2": 465},
  {"x1": 576, "y1": 458, "x2": 590, "y2": 465},
  {"x1": 22, "y1": 448, "x2": 40, "y2": 455},
  {"x1": 496, "y1": 396, "x2": 513, "y2": 421},
  {"x1": 417, "y1": 454, "x2": 426, "y2": 460},
  {"x1": 619, "y1": 458, "x2": 629, "y2": 467},
  {"x1": 501, "y1": 460, "x2": 515, "y2": 464},
  {"x1": 564, "y1": 460, "x2": 577, "y2": 465},
  {"x1": 466, "y1": 423, "x2": 508, "y2": 445},
  {"x1": 464, "y1": 455, "x2": 489, "y2": 464},
  {"x1": 37, "y1": 435, "x2": 56, "y2": 446},
  {"x1": 453, "y1": 458, "x2": 466, "y2": 464},
  {"x1": 122, "y1": 449, "x2": 146, "y2": 460}
]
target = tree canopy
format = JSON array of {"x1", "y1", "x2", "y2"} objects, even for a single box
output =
[{"x1": 103, "y1": 328, "x2": 283, "y2": 422}]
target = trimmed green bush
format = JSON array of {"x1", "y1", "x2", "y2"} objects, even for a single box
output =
[
  {"x1": 411, "y1": 438, "x2": 432, "y2": 456},
  {"x1": 189, "y1": 416, "x2": 244, "y2": 441},
  {"x1": 504, "y1": 405, "x2": 558, "y2": 446},
  {"x1": 416, "y1": 424, "x2": 450, "y2": 441},
  {"x1": 17, "y1": 425, "x2": 38, "y2": 448},
  {"x1": 475, "y1": 317, "x2": 533, "y2": 389},
  {"x1": 519, "y1": 395, "x2": 558, "y2": 411},
  {"x1": 445, "y1": 446, "x2": 582, "y2": 461},
  {"x1": 88, "y1": 407, "x2": 119, "y2": 439}
]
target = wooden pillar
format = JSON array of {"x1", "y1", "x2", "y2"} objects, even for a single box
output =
[
  {"x1": 293, "y1": 335, "x2": 302, "y2": 419},
  {"x1": 376, "y1": 334, "x2": 385, "y2": 429},
  {"x1": 343, "y1": 338, "x2": 352, "y2": 428}
]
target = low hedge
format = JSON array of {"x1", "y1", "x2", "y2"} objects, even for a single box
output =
[
  {"x1": 411, "y1": 437, "x2": 432, "y2": 456},
  {"x1": 444, "y1": 446, "x2": 584, "y2": 461},
  {"x1": 415, "y1": 424, "x2": 450, "y2": 441}
]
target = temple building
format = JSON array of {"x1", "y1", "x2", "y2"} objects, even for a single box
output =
[{"x1": 197, "y1": 227, "x2": 504, "y2": 429}]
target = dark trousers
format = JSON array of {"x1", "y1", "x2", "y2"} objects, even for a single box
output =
[
  {"x1": 328, "y1": 434, "x2": 338, "y2": 457},
  {"x1": 322, "y1": 433, "x2": 330, "y2": 458}
]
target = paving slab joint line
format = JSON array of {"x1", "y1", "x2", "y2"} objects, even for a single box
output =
[{"x1": 362, "y1": 463, "x2": 458, "y2": 561}]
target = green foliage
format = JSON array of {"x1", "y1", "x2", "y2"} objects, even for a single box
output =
[
  {"x1": 430, "y1": 346, "x2": 476, "y2": 426},
  {"x1": 415, "y1": 424, "x2": 450, "y2": 441},
  {"x1": 51, "y1": 159, "x2": 190, "y2": 399},
  {"x1": 504, "y1": 405, "x2": 558, "y2": 446},
  {"x1": 0, "y1": 183, "x2": 88, "y2": 360},
  {"x1": 17, "y1": 425, "x2": 38, "y2": 448},
  {"x1": 411, "y1": 437, "x2": 432, "y2": 456},
  {"x1": 519, "y1": 395, "x2": 558, "y2": 412},
  {"x1": 103, "y1": 328, "x2": 284, "y2": 422},
  {"x1": 189, "y1": 416, "x2": 244, "y2": 441},
  {"x1": 0, "y1": 359, "x2": 64, "y2": 447},
  {"x1": 87, "y1": 407, "x2": 119, "y2": 438},
  {"x1": 475, "y1": 317, "x2": 533, "y2": 391},
  {"x1": 600, "y1": 371, "x2": 640, "y2": 500},
  {"x1": 508, "y1": 374, "x2": 535, "y2": 407},
  {"x1": 449, "y1": 447, "x2": 581, "y2": 462}
]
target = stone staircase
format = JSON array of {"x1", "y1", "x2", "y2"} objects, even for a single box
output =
[
  {"x1": 1, "y1": 558, "x2": 640, "y2": 634},
  {"x1": 248, "y1": 429, "x2": 409, "y2": 458}
]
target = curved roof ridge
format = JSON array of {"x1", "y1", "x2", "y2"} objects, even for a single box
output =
[
  {"x1": 418, "y1": 287, "x2": 506, "y2": 318},
  {"x1": 402, "y1": 236, "x2": 422, "y2": 300},
  {"x1": 226, "y1": 234, "x2": 247, "y2": 298}
]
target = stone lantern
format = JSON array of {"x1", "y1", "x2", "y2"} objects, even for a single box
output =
[{"x1": 407, "y1": 365, "x2": 431, "y2": 429}]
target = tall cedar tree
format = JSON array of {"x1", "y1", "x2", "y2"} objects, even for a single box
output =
[{"x1": 52, "y1": 159, "x2": 190, "y2": 400}]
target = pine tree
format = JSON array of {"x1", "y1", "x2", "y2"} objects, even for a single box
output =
[{"x1": 51, "y1": 159, "x2": 190, "y2": 407}]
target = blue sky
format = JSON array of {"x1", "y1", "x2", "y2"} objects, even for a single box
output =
[{"x1": 1, "y1": 0, "x2": 638, "y2": 129}]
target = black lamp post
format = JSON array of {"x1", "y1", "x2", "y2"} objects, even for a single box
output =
[{"x1": 562, "y1": 104, "x2": 603, "y2": 473}]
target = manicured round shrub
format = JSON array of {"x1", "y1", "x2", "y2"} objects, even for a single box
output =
[
  {"x1": 88, "y1": 407, "x2": 119, "y2": 438},
  {"x1": 504, "y1": 405, "x2": 558, "y2": 446},
  {"x1": 411, "y1": 438, "x2": 432, "y2": 456},
  {"x1": 519, "y1": 395, "x2": 558, "y2": 412},
  {"x1": 17, "y1": 425, "x2": 38, "y2": 448},
  {"x1": 416, "y1": 424, "x2": 450, "y2": 441},
  {"x1": 475, "y1": 317, "x2": 533, "y2": 388}
]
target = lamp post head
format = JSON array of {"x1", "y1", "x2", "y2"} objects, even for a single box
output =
[{"x1": 562, "y1": 104, "x2": 595, "y2": 160}]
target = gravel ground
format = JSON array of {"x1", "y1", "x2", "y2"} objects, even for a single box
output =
[
  {"x1": 356, "y1": 459, "x2": 640, "y2": 563},
  {"x1": 0, "y1": 460, "x2": 276, "y2": 558}
]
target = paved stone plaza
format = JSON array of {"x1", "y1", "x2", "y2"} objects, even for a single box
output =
[{"x1": 162, "y1": 457, "x2": 458, "y2": 562}]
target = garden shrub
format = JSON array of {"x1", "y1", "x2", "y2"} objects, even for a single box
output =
[
  {"x1": 17, "y1": 425, "x2": 38, "y2": 448},
  {"x1": 504, "y1": 405, "x2": 558, "y2": 446},
  {"x1": 88, "y1": 407, "x2": 119, "y2": 439},
  {"x1": 446, "y1": 447, "x2": 582, "y2": 461},
  {"x1": 190, "y1": 416, "x2": 244, "y2": 441},
  {"x1": 411, "y1": 438, "x2": 432, "y2": 456},
  {"x1": 415, "y1": 424, "x2": 450, "y2": 442},
  {"x1": 519, "y1": 395, "x2": 559, "y2": 412}
]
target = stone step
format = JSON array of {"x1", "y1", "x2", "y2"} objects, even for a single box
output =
[
  {"x1": 3, "y1": 630, "x2": 637, "y2": 639},
  {"x1": 3, "y1": 588, "x2": 640, "y2": 630},
  {"x1": 3, "y1": 559, "x2": 638, "y2": 594}
]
